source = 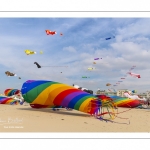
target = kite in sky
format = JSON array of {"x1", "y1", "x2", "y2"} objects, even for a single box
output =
[
  {"x1": 106, "y1": 83, "x2": 111, "y2": 86},
  {"x1": 127, "y1": 72, "x2": 141, "y2": 78},
  {"x1": 34, "y1": 62, "x2": 41, "y2": 68},
  {"x1": 25, "y1": 50, "x2": 36, "y2": 55},
  {"x1": 132, "y1": 90, "x2": 137, "y2": 93},
  {"x1": 88, "y1": 67, "x2": 94, "y2": 70},
  {"x1": 93, "y1": 62, "x2": 96, "y2": 64},
  {"x1": 60, "y1": 33, "x2": 63, "y2": 36},
  {"x1": 45, "y1": 30, "x2": 57, "y2": 35},
  {"x1": 5, "y1": 71, "x2": 17, "y2": 77},
  {"x1": 129, "y1": 65, "x2": 136, "y2": 72},
  {"x1": 105, "y1": 36, "x2": 115, "y2": 40},
  {"x1": 34, "y1": 62, "x2": 68, "y2": 68},
  {"x1": 94, "y1": 58, "x2": 102, "y2": 60},
  {"x1": 40, "y1": 51, "x2": 43, "y2": 54},
  {"x1": 18, "y1": 77, "x2": 21, "y2": 79},
  {"x1": 82, "y1": 76, "x2": 90, "y2": 78}
]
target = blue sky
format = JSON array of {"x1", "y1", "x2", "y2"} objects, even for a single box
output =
[{"x1": 0, "y1": 18, "x2": 150, "y2": 94}]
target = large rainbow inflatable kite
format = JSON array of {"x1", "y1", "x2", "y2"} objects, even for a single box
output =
[
  {"x1": 21, "y1": 80, "x2": 101, "y2": 113},
  {"x1": 21, "y1": 80, "x2": 118, "y2": 121}
]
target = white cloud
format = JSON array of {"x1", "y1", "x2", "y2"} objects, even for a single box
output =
[{"x1": 63, "y1": 46, "x2": 77, "y2": 53}]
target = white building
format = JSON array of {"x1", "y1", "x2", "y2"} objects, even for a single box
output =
[{"x1": 117, "y1": 89, "x2": 131, "y2": 97}]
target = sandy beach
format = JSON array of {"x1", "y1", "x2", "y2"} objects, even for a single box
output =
[{"x1": 0, "y1": 104, "x2": 150, "y2": 132}]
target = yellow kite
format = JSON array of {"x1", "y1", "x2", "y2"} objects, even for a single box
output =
[{"x1": 25, "y1": 50, "x2": 36, "y2": 55}]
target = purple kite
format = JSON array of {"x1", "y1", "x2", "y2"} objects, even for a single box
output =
[{"x1": 94, "y1": 58, "x2": 102, "y2": 60}]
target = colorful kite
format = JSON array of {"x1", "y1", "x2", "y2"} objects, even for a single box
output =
[
  {"x1": 21, "y1": 80, "x2": 117, "y2": 122},
  {"x1": 0, "y1": 96, "x2": 20, "y2": 105},
  {"x1": 4, "y1": 89, "x2": 20, "y2": 97},
  {"x1": 21, "y1": 80, "x2": 100, "y2": 113},
  {"x1": 97, "y1": 95, "x2": 141, "y2": 108},
  {"x1": 93, "y1": 62, "x2": 96, "y2": 64},
  {"x1": 25, "y1": 50, "x2": 36, "y2": 55},
  {"x1": 127, "y1": 72, "x2": 141, "y2": 78},
  {"x1": 132, "y1": 90, "x2": 137, "y2": 93},
  {"x1": 45, "y1": 30, "x2": 57, "y2": 35}
]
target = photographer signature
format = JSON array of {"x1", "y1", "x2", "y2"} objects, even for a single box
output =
[{"x1": 0, "y1": 117, "x2": 23, "y2": 125}]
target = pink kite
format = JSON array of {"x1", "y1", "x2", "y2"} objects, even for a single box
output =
[{"x1": 127, "y1": 72, "x2": 141, "y2": 78}]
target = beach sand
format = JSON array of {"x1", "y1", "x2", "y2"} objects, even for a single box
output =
[{"x1": 0, "y1": 104, "x2": 150, "y2": 132}]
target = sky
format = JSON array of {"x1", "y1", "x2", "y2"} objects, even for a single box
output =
[{"x1": 0, "y1": 18, "x2": 150, "y2": 94}]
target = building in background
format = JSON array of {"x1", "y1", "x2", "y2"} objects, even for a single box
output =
[
  {"x1": 96, "y1": 89, "x2": 106, "y2": 95},
  {"x1": 96, "y1": 89, "x2": 150, "y2": 100},
  {"x1": 96, "y1": 89, "x2": 117, "y2": 95},
  {"x1": 138, "y1": 92, "x2": 150, "y2": 99},
  {"x1": 117, "y1": 89, "x2": 131, "y2": 97}
]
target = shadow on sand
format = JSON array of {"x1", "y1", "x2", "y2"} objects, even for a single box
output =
[{"x1": 17, "y1": 107, "x2": 90, "y2": 117}]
